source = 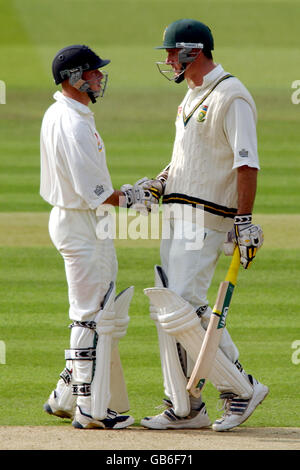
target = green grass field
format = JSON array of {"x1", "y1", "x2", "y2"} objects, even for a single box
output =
[{"x1": 0, "y1": 0, "x2": 300, "y2": 429}]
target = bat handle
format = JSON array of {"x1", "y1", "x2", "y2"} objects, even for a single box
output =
[{"x1": 225, "y1": 245, "x2": 240, "y2": 285}]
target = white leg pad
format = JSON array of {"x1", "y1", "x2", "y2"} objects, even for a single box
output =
[
  {"x1": 111, "y1": 286, "x2": 134, "y2": 350},
  {"x1": 144, "y1": 288, "x2": 253, "y2": 399},
  {"x1": 109, "y1": 347, "x2": 130, "y2": 413},
  {"x1": 55, "y1": 360, "x2": 76, "y2": 412},
  {"x1": 69, "y1": 325, "x2": 96, "y2": 390},
  {"x1": 150, "y1": 267, "x2": 173, "y2": 402},
  {"x1": 148, "y1": 266, "x2": 191, "y2": 417},
  {"x1": 109, "y1": 286, "x2": 134, "y2": 413},
  {"x1": 151, "y1": 311, "x2": 191, "y2": 417},
  {"x1": 91, "y1": 282, "x2": 116, "y2": 420}
]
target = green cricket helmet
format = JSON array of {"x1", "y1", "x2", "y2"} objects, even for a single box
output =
[{"x1": 156, "y1": 19, "x2": 214, "y2": 83}]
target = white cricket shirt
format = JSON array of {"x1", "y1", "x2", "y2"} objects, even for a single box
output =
[
  {"x1": 40, "y1": 91, "x2": 114, "y2": 210},
  {"x1": 182, "y1": 65, "x2": 260, "y2": 171}
]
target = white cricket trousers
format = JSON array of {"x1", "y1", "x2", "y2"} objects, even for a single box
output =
[
  {"x1": 49, "y1": 206, "x2": 118, "y2": 322},
  {"x1": 160, "y1": 218, "x2": 239, "y2": 363}
]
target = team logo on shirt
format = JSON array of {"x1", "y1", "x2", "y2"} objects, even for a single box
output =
[
  {"x1": 94, "y1": 184, "x2": 104, "y2": 197},
  {"x1": 177, "y1": 106, "x2": 183, "y2": 119},
  {"x1": 197, "y1": 105, "x2": 208, "y2": 123},
  {"x1": 239, "y1": 149, "x2": 249, "y2": 158},
  {"x1": 95, "y1": 132, "x2": 103, "y2": 152}
]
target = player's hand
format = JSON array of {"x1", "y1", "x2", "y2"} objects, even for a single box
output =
[
  {"x1": 233, "y1": 214, "x2": 264, "y2": 269},
  {"x1": 120, "y1": 177, "x2": 160, "y2": 213},
  {"x1": 138, "y1": 177, "x2": 165, "y2": 198}
]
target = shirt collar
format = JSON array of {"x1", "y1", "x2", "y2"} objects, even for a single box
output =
[
  {"x1": 188, "y1": 64, "x2": 225, "y2": 92},
  {"x1": 53, "y1": 91, "x2": 93, "y2": 115}
]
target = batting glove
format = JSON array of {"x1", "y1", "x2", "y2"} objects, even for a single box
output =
[
  {"x1": 233, "y1": 214, "x2": 264, "y2": 269},
  {"x1": 120, "y1": 177, "x2": 160, "y2": 213},
  {"x1": 139, "y1": 177, "x2": 166, "y2": 198}
]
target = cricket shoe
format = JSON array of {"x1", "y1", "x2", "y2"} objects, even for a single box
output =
[
  {"x1": 43, "y1": 390, "x2": 75, "y2": 419},
  {"x1": 72, "y1": 406, "x2": 135, "y2": 429},
  {"x1": 140, "y1": 402, "x2": 211, "y2": 430},
  {"x1": 212, "y1": 375, "x2": 269, "y2": 432}
]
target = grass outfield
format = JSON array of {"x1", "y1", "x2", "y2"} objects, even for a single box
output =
[
  {"x1": 0, "y1": 213, "x2": 300, "y2": 427},
  {"x1": 1, "y1": 1, "x2": 300, "y2": 213},
  {"x1": 0, "y1": 0, "x2": 300, "y2": 430}
]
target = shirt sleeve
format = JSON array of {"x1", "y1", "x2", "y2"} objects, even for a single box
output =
[
  {"x1": 224, "y1": 98, "x2": 260, "y2": 170},
  {"x1": 59, "y1": 121, "x2": 114, "y2": 209}
]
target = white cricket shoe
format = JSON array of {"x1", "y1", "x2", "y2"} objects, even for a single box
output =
[
  {"x1": 43, "y1": 390, "x2": 75, "y2": 419},
  {"x1": 72, "y1": 406, "x2": 135, "y2": 429},
  {"x1": 212, "y1": 375, "x2": 269, "y2": 432},
  {"x1": 141, "y1": 402, "x2": 211, "y2": 430}
]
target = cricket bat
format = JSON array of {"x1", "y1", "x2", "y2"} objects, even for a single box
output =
[{"x1": 186, "y1": 246, "x2": 240, "y2": 398}]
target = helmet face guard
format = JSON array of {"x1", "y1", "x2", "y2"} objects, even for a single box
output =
[
  {"x1": 52, "y1": 45, "x2": 110, "y2": 102},
  {"x1": 64, "y1": 66, "x2": 108, "y2": 102},
  {"x1": 156, "y1": 45, "x2": 203, "y2": 83}
]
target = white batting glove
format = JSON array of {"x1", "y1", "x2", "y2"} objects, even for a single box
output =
[
  {"x1": 120, "y1": 177, "x2": 160, "y2": 213},
  {"x1": 233, "y1": 214, "x2": 264, "y2": 269}
]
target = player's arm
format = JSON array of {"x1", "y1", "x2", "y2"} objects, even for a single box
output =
[
  {"x1": 237, "y1": 165, "x2": 257, "y2": 215},
  {"x1": 63, "y1": 125, "x2": 158, "y2": 212},
  {"x1": 224, "y1": 99, "x2": 263, "y2": 268},
  {"x1": 155, "y1": 163, "x2": 170, "y2": 192},
  {"x1": 103, "y1": 190, "x2": 126, "y2": 207}
]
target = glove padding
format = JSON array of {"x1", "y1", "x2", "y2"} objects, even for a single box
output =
[
  {"x1": 120, "y1": 177, "x2": 160, "y2": 213},
  {"x1": 224, "y1": 214, "x2": 264, "y2": 269},
  {"x1": 139, "y1": 177, "x2": 165, "y2": 197}
]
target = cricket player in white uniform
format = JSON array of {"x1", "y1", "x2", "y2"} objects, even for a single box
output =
[
  {"x1": 136, "y1": 20, "x2": 268, "y2": 431},
  {"x1": 40, "y1": 45, "x2": 158, "y2": 429}
]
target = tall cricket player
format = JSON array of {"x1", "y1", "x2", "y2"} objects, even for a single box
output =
[
  {"x1": 137, "y1": 19, "x2": 268, "y2": 431},
  {"x1": 40, "y1": 45, "x2": 158, "y2": 429}
]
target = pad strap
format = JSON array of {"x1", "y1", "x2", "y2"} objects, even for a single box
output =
[
  {"x1": 60, "y1": 367, "x2": 72, "y2": 385},
  {"x1": 72, "y1": 383, "x2": 91, "y2": 396},
  {"x1": 69, "y1": 321, "x2": 96, "y2": 330},
  {"x1": 65, "y1": 348, "x2": 96, "y2": 360},
  {"x1": 195, "y1": 305, "x2": 208, "y2": 317}
]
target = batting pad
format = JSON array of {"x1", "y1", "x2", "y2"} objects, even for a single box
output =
[
  {"x1": 91, "y1": 282, "x2": 116, "y2": 420},
  {"x1": 109, "y1": 286, "x2": 134, "y2": 414},
  {"x1": 112, "y1": 286, "x2": 134, "y2": 349},
  {"x1": 55, "y1": 360, "x2": 76, "y2": 413},
  {"x1": 144, "y1": 288, "x2": 253, "y2": 399},
  {"x1": 147, "y1": 266, "x2": 191, "y2": 417}
]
